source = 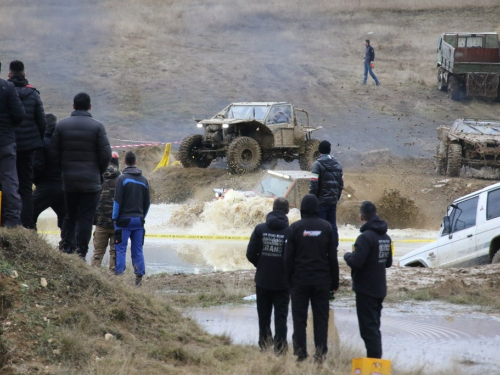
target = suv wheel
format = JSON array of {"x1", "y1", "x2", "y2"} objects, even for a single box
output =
[
  {"x1": 435, "y1": 143, "x2": 448, "y2": 175},
  {"x1": 179, "y1": 134, "x2": 212, "y2": 168},
  {"x1": 447, "y1": 143, "x2": 462, "y2": 177},
  {"x1": 299, "y1": 139, "x2": 321, "y2": 171},
  {"x1": 227, "y1": 137, "x2": 262, "y2": 174}
]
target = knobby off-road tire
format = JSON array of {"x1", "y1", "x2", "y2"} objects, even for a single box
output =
[
  {"x1": 448, "y1": 75, "x2": 461, "y2": 101},
  {"x1": 179, "y1": 134, "x2": 212, "y2": 168},
  {"x1": 437, "y1": 68, "x2": 447, "y2": 92},
  {"x1": 492, "y1": 251, "x2": 500, "y2": 264},
  {"x1": 447, "y1": 143, "x2": 462, "y2": 177},
  {"x1": 435, "y1": 143, "x2": 448, "y2": 175},
  {"x1": 299, "y1": 139, "x2": 321, "y2": 171},
  {"x1": 227, "y1": 136, "x2": 262, "y2": 174}
]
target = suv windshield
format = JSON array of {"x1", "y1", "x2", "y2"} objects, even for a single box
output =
[
  {"x1": 255, "y1": 174, "x2": 292, "y2": 197},
  {"x1": 226, "y1": 105, "x2": 269, "y2": 121},
  {"x1": 458, "y1": 122, "x2": 500, "y2": 135}
]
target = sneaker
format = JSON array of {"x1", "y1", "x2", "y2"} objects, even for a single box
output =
[
  {"x1": 135, "y1": 276, "x2": 143, "y2": 287},
  {"x1": 376, "y1": 81, "x2": 380, "y2": 86}
]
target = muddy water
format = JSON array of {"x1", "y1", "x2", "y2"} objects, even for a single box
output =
[{"x1": 189, "y1": 301, "x2": 500, "y2": 374}]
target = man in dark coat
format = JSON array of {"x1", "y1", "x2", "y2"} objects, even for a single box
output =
[
  {"x1": 8, "y1": 60, "x2": 47, "y2": 229},
  {"x1": 363, "y1": 39, "x2": 380, "y2": 86},
  {"x1": 344, "y1": 201, "x2": 392, "y2": 359},
  {"x1": 52, "y1": 92, "x2": 111, "y2": 259},
  {"x1": 310, "y1": 140, "x2": 343, "y2": 251},
  {"x1": 0, "y1": 61, "x2": 25, "y2": 228},
  {"x1": 246, "y1": 197, "x2": 290, "y2": 354},
  {"x1": 285, "y1": 194, "x2": 339, "y2": 363}
]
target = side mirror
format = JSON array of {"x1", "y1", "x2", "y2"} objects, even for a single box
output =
[{"x1": 443, "y1": 216, "x2": 451, "y2": 234}]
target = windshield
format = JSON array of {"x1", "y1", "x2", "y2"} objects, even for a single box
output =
[
  {"x1": 255, "y1": 174, "x2": 293, "y2": 197},
  {"x1": 457, "y1": 122, "x2": 500, "y2": 135},
  {"x1": 226, "y1": 105, "x2": 269, "y2": 121}
]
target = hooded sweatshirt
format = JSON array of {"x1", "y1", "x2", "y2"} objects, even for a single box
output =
[
  {"x1": 309, "y1": 154, "x2": 343, "y2": 206},
  {"x1": 344, "y1": 215, "x2": 392, "y2": 299},
  {"x1": 113, "y1": 166, "x2": 150, "y2": 221},
  {"x1": 285, "y1": 194, "x2": 339, "y2": 288},
  {"x1": 246, "y1": 210, "x2": 290, "y2": 290},
  {"x1": 94, "y1": 163, "x2": 121, "y2": 228}
]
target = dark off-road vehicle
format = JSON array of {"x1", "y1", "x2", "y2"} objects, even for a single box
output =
[
  {"x1": 179, "y1": 102, "x2": 322, "y2": 174},
  {"x1": 436, "y1": 119, "x2": 500, "y2": 177}
]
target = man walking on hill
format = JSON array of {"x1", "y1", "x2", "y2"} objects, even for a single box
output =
[
  {"x1": 344, "y1": 201, "x2": 392, "y2": 359},
  {"x1": 8, "y1": 60, "x2": 47, "y2": 229},
  {"x1": 363, "y1": 39, "x2": 380, "y2": 86},
  {"x1": 246, "y1": 197, "x2": 290, "y2": 355},
  {"x1": 0, "y1": 61, "x2": 25, "y2": 228},
  {"x1": 52, "y1": 92, "x2": 111, "y2": 258},
  {"x1": 285, "y1": 194, "x2": 339, "y2": 363},
  {"x1": 113, "y1": 151, "x2": 150, "y2": 286}
]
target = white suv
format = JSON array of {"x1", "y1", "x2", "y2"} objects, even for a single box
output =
[{"x1": 399, "y1": 182, "x2": 500, "y2": 268}]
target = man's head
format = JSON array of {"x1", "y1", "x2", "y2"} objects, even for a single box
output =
[
  {"x1": 273, "y1": 197, "x2": 290, "y2": 214},
  {"x1": 360, "y1": 201, "x2": 377, "y2": 222},
  {"x1": 365, "y1": 39, "x2": 370, "y2": 47},
  {"x1": 318, "y1": 140, "x2": 331, "y2": 155},
  {"x1": 73, "y1": 92, "x2": 91, "y2": 111},
  {"x1": 300, "y1": 194, "x2": 319, "y2": 217},
  {"x1": 124, "y1": 151, "x2": 136, "y2": 167},
  {"x1": 9, "y1": 60, "x2": 25, "y2": 77},
  {"x1": 110, "y1": 151, "x2": 119, "y2": 168},
  {"x1": 45, "y1": 113, "x2": 58, "y2": 131}
]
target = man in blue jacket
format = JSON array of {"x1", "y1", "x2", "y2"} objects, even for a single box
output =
[
  {"x1": 363, "y1": 39, "x2": 380, "y2": 86},
  {"x1": 113, "y1": 151, "x2": 150, "y2": 286},
  {"x1": 246, "y1": 197, "x2": 290, "y2": 355},
  {"x1": 344, "y1": 201, "x2": 392, "y2": 359}
]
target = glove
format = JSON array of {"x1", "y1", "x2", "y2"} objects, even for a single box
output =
[{"x1": 370, "y1": 62, "x2": 375, "y2": 69}]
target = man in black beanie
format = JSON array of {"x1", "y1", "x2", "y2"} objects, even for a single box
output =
[
  {"x1": 344, "y1": 201, "x2": 392, "y2": 359},
  {"x1": 310, "y1": 140, "x2": 343, "y2": 251},
  {"x1": 285, "y1": 194, "x2": 339, "y2": 363}
]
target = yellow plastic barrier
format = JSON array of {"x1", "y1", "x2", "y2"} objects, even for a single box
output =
[
  {"x1": 153, "y1": 143, "x2": 171, "y2": 173},
  {"x1": 352, "y1": 357, "x2": 391, "y2": 375}
]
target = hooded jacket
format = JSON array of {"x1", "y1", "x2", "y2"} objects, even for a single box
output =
[
  {"x1": 0, "y1": 78, "x2": 25, "y2": 147},
  {"x1": 8, "y1": 75, "x2": 46, "y2": 152},
  {"x1": 33, "y1": 119, "x2": 62, "y2": 185},
  {"x1": 344, "y1": 215, "x2": 392, "y2": 299},
  {"x1": 285, "y1": 194, "x2": 339, "y2": 288},
  {"x1": 51, "y1": 110, "x2": 111, "y2": 192},
  {"x1": 246, "y1": 210, "x2": 290, "y2": 290},
  {"x1": 309, "y1": 154, "x2": 344, "y2": 206},
  {"x1": 365, "y1": 45, "x2": 375, "y2": 64},
  {"x1": 94, "y1": 163, "x2": 121, "y2": 228},
  {"x1": 113, "y1": 166, "x2": 150, "y2": 221}
]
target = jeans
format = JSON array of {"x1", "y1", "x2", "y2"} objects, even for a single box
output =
[
  {"x1": 319, "y1": 204, "x2": 339, "y2": 250},
  {"x1": 363, "y1": 61, "x2": 379, "y2": 84},
  {"x1": 0, "y1": 142, "x2": 21, "y2": 227},
  {"x1": 356, "y1": 293, "x2": 384, "y2": 358},
  {"x1": 114, "y1": 217, "x2": 145, "y2": 276},
  {"x1": 256, "y1": 286, "x2": 290, "y2": 354},
  {"x1": 16, "y1": 150, "x2": 35, "y2": 229}
]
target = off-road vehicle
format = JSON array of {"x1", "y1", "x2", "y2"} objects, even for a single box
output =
[
  {"x1": 179, "y1": 102, "x2": 322, "y2": 174},
  {"x1": 435, "y1": 119, "x2": 500, "y2": 177}
]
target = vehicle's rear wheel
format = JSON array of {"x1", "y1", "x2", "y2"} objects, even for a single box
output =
[
  {"x1": 437, "y1": 68, "x2": 447, "y2": 92},
  {"x1": 299, "y1": 139, "x2": 321, "y2": 171},
  {"x1": 179, "y1": 134, "x2": 212, "y2": 168},
  {"x1": 448, "y1": 75, "x2": 461, "y2": 101},
  {"x1": 492, "y1": 251, "x2": 500, "y2": 264},
  {"x1": 435, "y1": 143, "x2": 448, "y2": 175},
  {"x1": 447, "y1": 143, "x2": 462, "y2": 177},
  {"x1": 227, "y1": 136, "x2": 262, "y2": 174}
]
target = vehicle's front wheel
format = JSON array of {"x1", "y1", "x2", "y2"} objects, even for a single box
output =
[
  {"x1": 227, "y1": 136, "x2": 262, "y2": 174},
  {"x1": 299, "y1": 139, "x2": 321, "y2": 171},
  {"x1": 179, "y1": 134, "x2": 212, "y2": 168},
  {"x1": 435, "y1": 143, "x2": 448, "y2": 175},
  {"x1": 447, "y1": 143, "x2": 462, "y2": 177},
  {"x1": 437, "y1": 68, "x2": 447, "y2": 92},
  {"x1": 448, "y1": 75, "x2": 461, "y2": 101}
]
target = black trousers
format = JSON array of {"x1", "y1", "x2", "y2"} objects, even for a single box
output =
[
  {"x1": 33, "y1": 183, "x2": 67, "y2": 230},
  {"x1": 256, "y1": 286, "x2": 290, "y2": 354},
  {"x1": 16, "y1": 150, "x2": 35, "y2": 229},
  {"x1": 356, "y1": 293, "x2": 384, "y2": 359},
  {"x1": 291, "y1": 283, "x2": 330, "y2": 359},
  {"x1": 0, "y1": 142, "x2": 21, "y2": 227},
  {"x1": 62, "y1": 190, "x2": 100, "y2": 258}
]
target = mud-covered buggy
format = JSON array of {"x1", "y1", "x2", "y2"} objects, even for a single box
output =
[
  {"x1": 436, "y1": 119, "x2": 500, "y2": 177},
  {"x1": 179, "y1": 102, "x2": 322, "y2": 174}
]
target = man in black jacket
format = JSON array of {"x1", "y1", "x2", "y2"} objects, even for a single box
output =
[
  {"x1": 285, "y1": 194, "x2": 339, "y2": 362},
  {"x1": 310, "y1": 140, "x2": 343, "y2": 251},
  {"x1": 8, "y1": 60, "x2": 47, "y2": 229},
  {"x1": 344, "y1": 201, "x2": 392, "y2": 359},
  {"x1": 363, "y1": 39, "x2": 380, "y2": 86},
  {"x1": 246, "y1": 197, "x2": 290, "y2": 354},
  {"x1": 0, "y1": 61, "x2": 25, "y2": 228},
  {"x1": 52, "y1": 92, "x2": 111, "y2": 258}
]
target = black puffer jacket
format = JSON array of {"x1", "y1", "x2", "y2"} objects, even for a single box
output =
[
  {"x1": 51, "y1": 110, "x2": 111, "y2": 192},
  {"x1": 0, "y1": 78, "x2": 25, "y2": 147},
  {"x1": 309, "y1": 154, "x2": 344, "y2": 206},
  {"x1": 8, "y1": 76, "x2": 46, "y2": 151},
  {"x1": 33, "y1": 125, "x2": 62, "y2": 185},
  {"x1": 246, "y1": 210, "x2": 290, "y2": 290},
  {"x1": 344, "y1": 215, "x2": 393, "y2": 299}
]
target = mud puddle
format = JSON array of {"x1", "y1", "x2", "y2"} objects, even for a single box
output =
[{"x1": 189, "y1": 302, "x2": 500, "y2": 374}]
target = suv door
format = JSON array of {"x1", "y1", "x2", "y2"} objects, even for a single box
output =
[
  {"x1": 436, "y1": 196, "x2": 479, "y2": 267},
  {"x1": 475, "y1": 188, "x2": 500, "y2": 264}
]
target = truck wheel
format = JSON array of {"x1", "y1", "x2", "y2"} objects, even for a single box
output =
[
  {"x1": 492, "y1": 251, "x2": 500, "y2": 264},
  {"x1": 448, "y1": 76, "x2": 461, "y2": 101},
  {"x1": 435, "y1": 143, "x2": 448, "y2": 175},
  {"x1": 447, "y1": 143, "x2": 462, "y2": 177},
  {"x1": 227, "y1": 136, "x2": 262, "y2": 174},
  {"x1": 437, "y1": 68, "x2": 447, "y2": 92},
  {"x1": 179, "y1": 134, "x2": 212, "y2": 168},
  {"x1": 299, "y1": 139, "x2": 321, "y2": 171}
]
